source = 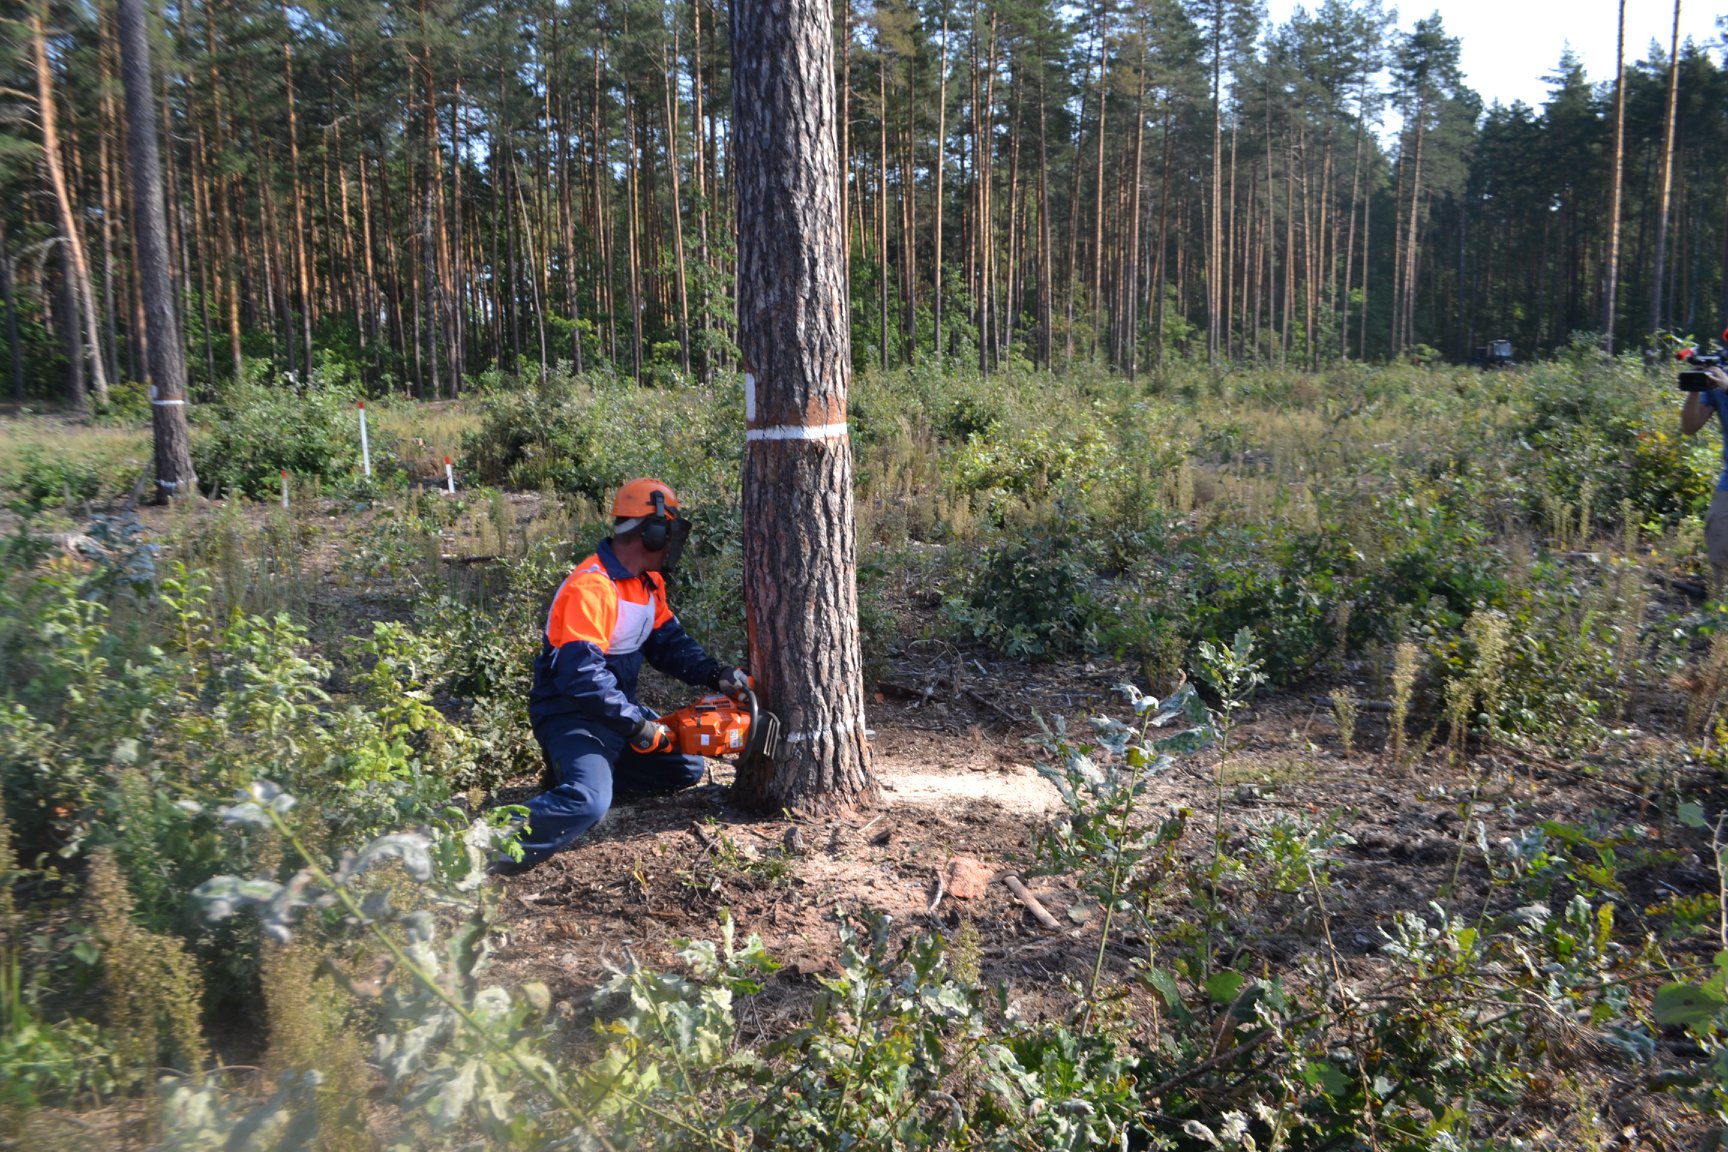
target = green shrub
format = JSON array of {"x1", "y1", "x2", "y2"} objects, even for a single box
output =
[
  {"x1": 462, "y1": 369, "x2": 740, "y2": 500},
  {"x1": 3, "y1": 446, "x2": 103, "y2": 515},
  {"x1": 192, "y1": 376, "x2": 372, "y2": 499},
  {"x1": 947, "y1": 521, "x2": 1108, "y2": 659}
]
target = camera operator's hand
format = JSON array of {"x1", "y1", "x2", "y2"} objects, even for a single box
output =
[{"x1": 1684, "y1": 369, "x2": 1728, "y2": 436}]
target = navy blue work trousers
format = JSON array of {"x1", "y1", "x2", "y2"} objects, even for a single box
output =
[{"x1": 517, "y1": 715, "x2": 705, "y2": 866}]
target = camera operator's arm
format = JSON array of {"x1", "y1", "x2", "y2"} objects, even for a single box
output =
[{"x1": 1682, "y1": 368, "x2": 1728, "y2": 435}]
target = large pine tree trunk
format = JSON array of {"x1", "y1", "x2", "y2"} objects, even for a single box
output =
[
  {"x1": 731, "y1": 0, "x2": 876, "y2": 814},
  {"x1": 117, "y1": 0, "x2": 195, "y2": 500}
]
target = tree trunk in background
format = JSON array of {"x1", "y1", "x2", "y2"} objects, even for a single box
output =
[
  {"x1": 117, "y1": 0, "x2": 195, "y2": 500},
  {"x1": 1649, "y1": 0, "x2": 1680, "y2": 336},
  {"x1": 0, "y1": 219, "x2": 21, "y2": 401},
  {"x1": 731, "y1": 0, "x2": 876, "y2": 814},
  {"x1": 1036, "y1": 70, "x2": 1051, "y2": 369},
  {"x1": 877, "y1": 53, "x2": 888, "y2": 370},
  {"x1": 932, "y1": 6, "x2": 947, "y2": 362},
  {"x1": 1087, "y1": 9, "x2": 1104, "y2": 361},
  {"x1": 282, "y1": 25, "x2": 315, "y2": 375},
  {"x1": 33, "y1": 9, "x2": 110, "y2": 409},
  {"x1": 1208, "y1": 0, "x2": 1222, "y2": 364},
  {"x1": 60, "y1": 244, "x2": 85, "y2": 409},
  {"x1": 1603, "y1": 0, "x2": 1626, "y2": 353},
  {"x1": 664, "y1": 32, "x2": 691, "y2": 373}
]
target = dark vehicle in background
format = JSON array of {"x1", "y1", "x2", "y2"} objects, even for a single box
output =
[{"x1": 1469, "y1": 339, "x2": 1514, "y2": 367}]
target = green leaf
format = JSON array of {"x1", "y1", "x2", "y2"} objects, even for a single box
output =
[
  {"x1": 1145, "y1": 968, "x2": 1193, "y2": 1023},
  {"x1": 1653, "y1": 982, "x2": 1726, "y2": 1031},
  {"x1": 1680, "y1": 801, "x2": 1709, "y2": 830},
  {"x1": 1205, "y1": 970, "x2": 1247, "y2": 1005},
  {"x1": 1303, "y1": 1060, "x2": 1352, "y2": 1097}
]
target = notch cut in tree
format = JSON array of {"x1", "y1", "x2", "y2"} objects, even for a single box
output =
[
  {"x1": 116, "y1": 0, "x2": 195, "y2": 501},
  {"x1": 730, "y1": 0, "x2": 875, "y2": 814}
]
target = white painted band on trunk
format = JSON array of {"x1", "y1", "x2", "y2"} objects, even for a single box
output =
[
  {"x1": 150, "y1": 399, "x2": 186, "y2": 406},
  {"x1": 746, "y1": 422, "x2": 849, "y2": 442},
  {"x1": 782, "y1": 713, "x2": 868, "y2": 744},
  {"x1": 744, "y1": 373, "x2": 757, "y2": 422}
]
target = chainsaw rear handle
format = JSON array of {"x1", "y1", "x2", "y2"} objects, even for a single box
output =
[{"x1": 628, "y1": 718, "x2": 675, "y2": 755}]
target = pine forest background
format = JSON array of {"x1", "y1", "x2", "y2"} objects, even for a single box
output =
[{"x1": 0, "y1": 0, "x2": 1725, "y2": 405}]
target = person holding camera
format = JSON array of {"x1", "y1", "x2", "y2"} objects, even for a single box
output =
[{"x1": 1681, "y1": 363, "x2": 1728, "y2": 594}]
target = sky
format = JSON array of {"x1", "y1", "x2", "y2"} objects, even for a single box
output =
[{"x1": 1263, "y1": 0, "x2": 1727, "y2": 111}]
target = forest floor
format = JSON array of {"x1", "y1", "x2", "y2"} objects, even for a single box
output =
[
  {"x1": 60, "y1": 490, "x2": 1722, "y2": 1148},
  {"x1": 484, "y1": 651, "x2": 1708, "y2": 1147}
]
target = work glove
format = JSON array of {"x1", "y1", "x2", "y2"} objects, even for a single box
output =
[
  {"x1": 628, "y1": 718, "x2": 675, "y2": 755},
  {"x1": 716, "y1": 667, "x2": 751, "y2": 701}
]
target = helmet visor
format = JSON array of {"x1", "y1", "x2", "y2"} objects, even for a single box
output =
[{"x1": 660, "y1": 514, "x2": 692, "y2": 575}]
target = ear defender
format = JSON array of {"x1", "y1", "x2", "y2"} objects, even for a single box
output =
[{"x1": 641, "y1": 489, "x2": 674, "y2": 552}]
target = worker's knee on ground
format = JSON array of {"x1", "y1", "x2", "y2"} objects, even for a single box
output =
[
  {"x1": 672, "y1": 753, "x2": 706, "y2": 787},
  {"x1": 615, "y1": 750, "x2": 706, "y2": 793}
]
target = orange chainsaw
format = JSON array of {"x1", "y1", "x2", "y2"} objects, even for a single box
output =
[{"x1": 659, "y1": 686, "x2": 781, "y2": 761}]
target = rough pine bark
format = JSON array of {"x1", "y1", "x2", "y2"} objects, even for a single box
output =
[
  {"x1": 117, "y1": 0, "x2": 195, "y2": 500},
  {"x1": 731, "y1": 0, "x2": 876, "y2": 814}
]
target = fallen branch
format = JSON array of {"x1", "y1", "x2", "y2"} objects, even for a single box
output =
[
  {"x1": 688, "y1": 822, "x2": 721, "y2": 854},
  {"x1": 926, "y1": 867, "x2": 945, "y2": 915},
  {"x1": 1002, "y1": 874, "x2": 1061, "y2": 931},
  {"x1": 1651, "y1": 571, "x2": 1708, "y2": 601},
  {"x1": 963, "y1": 687, "x2": 1019, "y2": 725}
]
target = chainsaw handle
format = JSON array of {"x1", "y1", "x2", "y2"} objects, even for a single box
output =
[{"x1": 741, "y1": 687, "x2": 781, "y2": 761}]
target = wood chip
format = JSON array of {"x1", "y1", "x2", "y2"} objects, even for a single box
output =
[{"x1": 944, "y1": 856, "x2": 992, "y2": 900}]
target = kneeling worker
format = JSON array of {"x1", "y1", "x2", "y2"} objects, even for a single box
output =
[{"x1": 512, "y1": 478, "x2": 747, "y2": 870}]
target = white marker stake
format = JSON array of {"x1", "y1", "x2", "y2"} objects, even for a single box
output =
[
  {"x1": 444, "y1": 456, "x2": 455, "y2": 494},
  {"x1": 280, "y1": 470, "x2": 290, "y2": 509},
  {"x1": 357, "y1": 401, "x2": 373, "y2": 477}
]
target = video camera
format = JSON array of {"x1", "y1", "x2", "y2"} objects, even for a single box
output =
[{"x1": 1679, "y1": 327, "x2": 1728, "y2": 391}]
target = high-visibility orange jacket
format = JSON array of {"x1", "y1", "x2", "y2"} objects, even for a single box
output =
[{"x1": 528, "y1": 538, "x2": 721, "y2": 734}]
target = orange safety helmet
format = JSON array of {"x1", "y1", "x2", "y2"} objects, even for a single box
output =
[{"x1": 612, "y1": 478, "x2": 680, "y2": 519}]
